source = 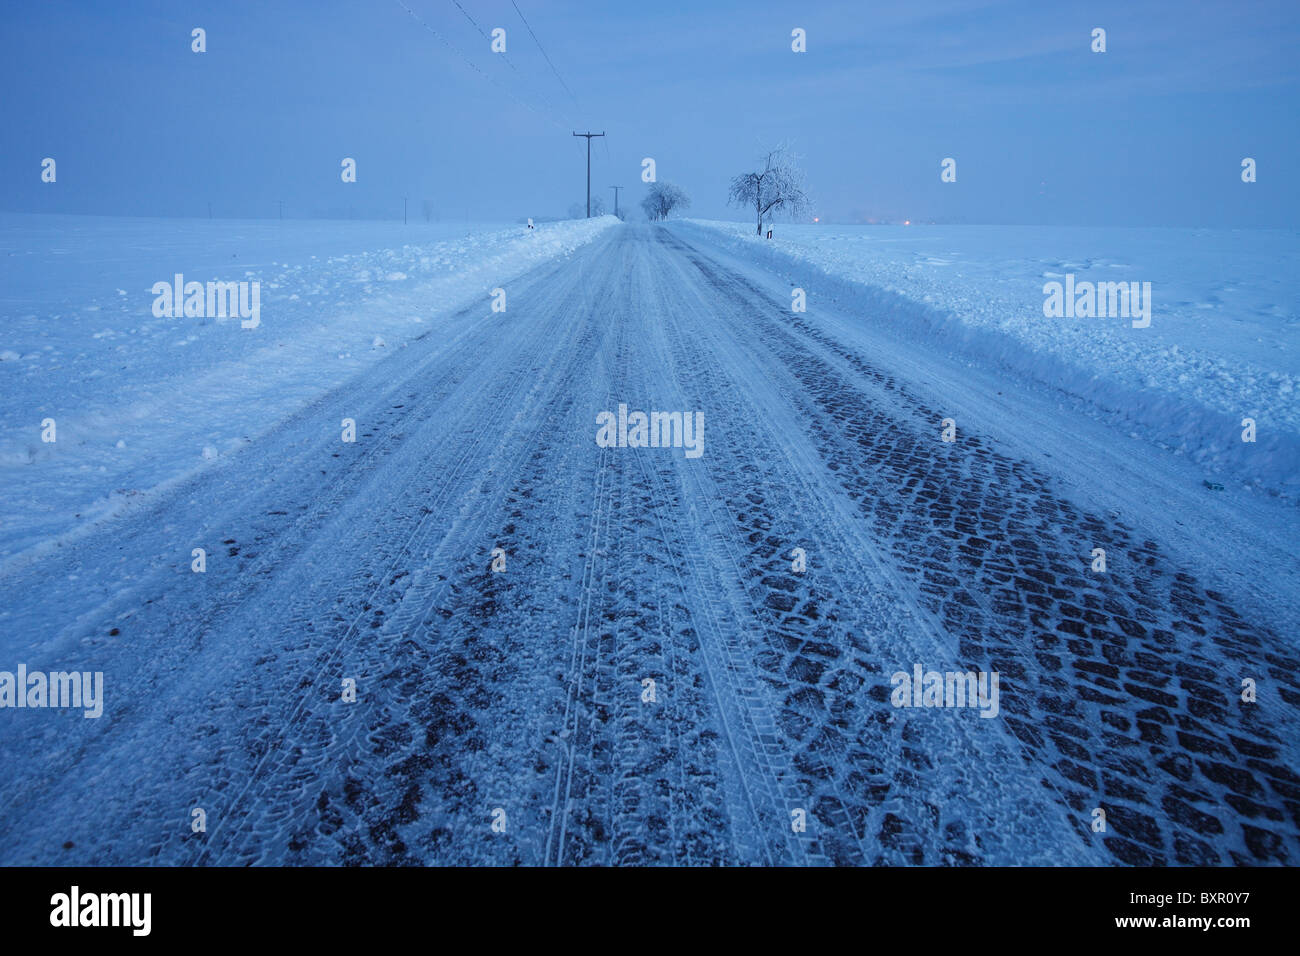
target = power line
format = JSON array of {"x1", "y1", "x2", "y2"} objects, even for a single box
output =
[
  {"x1": 445, "y1": 0, "x2": 518, "y2": 79},
  {"x1": 512, "y1": 0, "x2": 581, "y2": 113},
  {"x1": 447, "y1": 0, "x2": 490, "y2": 39},
  {"x1": 443, "y1": 0, "x2": 575, "y2": 127},
  {"x1": 508, "y1": 1, "x2": 606, "y2": 170},
  {"x1": 392, "y1": 0, "x2": 567, "y2": 130}
]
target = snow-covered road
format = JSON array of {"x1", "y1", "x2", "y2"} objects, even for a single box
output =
[{"x1": 1, "y1": 223, "x2": 1296, "y2": 866}]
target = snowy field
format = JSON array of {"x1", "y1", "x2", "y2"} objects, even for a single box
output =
[
  {"x1": 0, "y1": 213, "x2": 618, "y2": 566},
  {"x1": 683, "y1": 221, "x2": 1300, "y2": 496}
]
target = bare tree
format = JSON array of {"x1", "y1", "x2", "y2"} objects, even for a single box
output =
[
  {"x1": 641, "y1": 181, "x2": 691, "y2": 222},
  {"x1": 421, "y1": 200, "x2": 434, "y2": 222},
  {"x1": 728, "y1": 145, "x2": 808, "y2": 236}
]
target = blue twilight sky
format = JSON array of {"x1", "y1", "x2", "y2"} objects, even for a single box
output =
[{"x1": 2, "y1": 0, "x2": 1297, "y2": 225}]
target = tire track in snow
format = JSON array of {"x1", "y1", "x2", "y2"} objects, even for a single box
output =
[
  {"x1": 198, "y1": 233, "x2": 618, "y2": 865},
  {"x1": 664, "y1": 226, "x2": 1300, "y2": 865},
  {"x1": 0, "y1": 233, "x2": 616, "y2": 864},
  {"x1": 646, "y1": 228, "x2": 1091, "y2": 864}
]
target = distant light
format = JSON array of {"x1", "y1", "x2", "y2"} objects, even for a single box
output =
[
  {"x1": 813, "y1": 217, "x2": 820, "y2": 223},
  {"x1": 903, "y1": 219, "x2": 911, "y2": 226}
]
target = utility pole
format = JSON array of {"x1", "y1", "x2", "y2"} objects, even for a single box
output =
[
  {"x1": 609, "y1": 185, "x2": 622, "y2": 219},
  {"x1": 572, "y1": 131, "x2": 605, "y2": 217},
  {"x1": 403, "y1": 197, "x2": 408, "y2": 225},
  {"x1": 277, "y1": 200, "x2": 284, "y2": 221}
]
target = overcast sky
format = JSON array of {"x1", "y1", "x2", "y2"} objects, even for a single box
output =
[{"x1": 2, "y1": 0, "x2": 1297, "y2": 225}]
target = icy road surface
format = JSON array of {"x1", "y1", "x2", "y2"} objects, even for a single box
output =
[{"x1": 1, "y1": 223, "x2": 1297, "y2": 866}]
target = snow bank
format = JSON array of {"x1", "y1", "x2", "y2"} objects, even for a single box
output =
[
  {"x1": 680, "y1": 220, "x2": 1300, "y2": 497},
  {"x1": 0, "y1": 214, "x2": 619, "y2": 564}
]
